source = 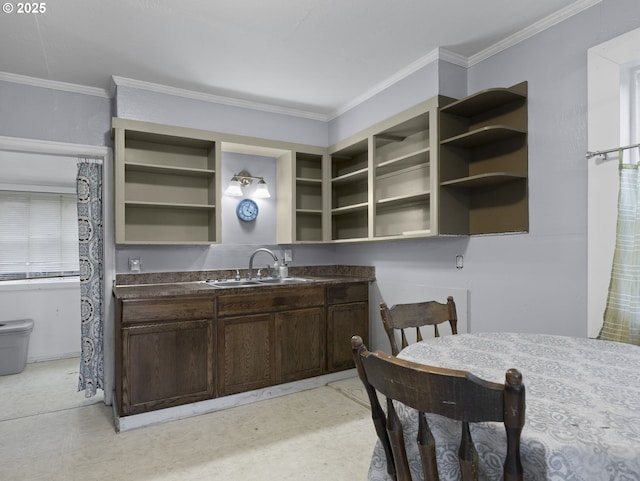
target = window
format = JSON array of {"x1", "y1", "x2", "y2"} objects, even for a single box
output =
[
  {"x1": 0, "y1": 191, "x2": 79, "y2": 280},
  {"x1": 631, "y1": 65, "x2": 640, "y2": 146},
  {"x1": 622, "y1": 62, "x2": 640, "y2": 164}
]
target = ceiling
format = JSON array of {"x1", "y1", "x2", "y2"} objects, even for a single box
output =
[{"x1": 0, "y1": 0, "x2": 597, "y2": 118}]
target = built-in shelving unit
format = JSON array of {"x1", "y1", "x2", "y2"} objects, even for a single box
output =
[
  {"x1": 438, "y1": 81, "x2": 528, "y2": 235},
  {"x1": 327, "y1": 97, "x2": 440, "y2": 242},
  {"x1": 330, "y1": 139, "x2": 369, "y2": 241},
  {"x1": 294, "y1": 152, "x2": 325, "y2": 242},
  {"x1": 373, "y1": 109, "x2": 435, "y2": 239},
  {"x1": 113, "y1": 118, "x2": 221, "y2": 244},
  {"x1": 113, "y1": 83, "x2": 527, "y2": 245}
]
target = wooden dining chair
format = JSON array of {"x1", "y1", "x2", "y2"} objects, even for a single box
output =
[
  {"x1": 380, "y1": 296, "x2": 458, "y2": 355},
  {"x1": 351, "y1": 335, "x2": 525, "y2": 481}
]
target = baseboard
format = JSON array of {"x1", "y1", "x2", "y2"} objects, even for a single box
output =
[{"x1": 114, "y1": 369, "x2": 357, "y2": 432}]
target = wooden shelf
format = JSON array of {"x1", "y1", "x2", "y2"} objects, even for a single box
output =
[
  {"x1": 296, "y1": 208, "x2": 322, "y2": 214},
  {"x1": 124, "y1": 201, "x2": 216, "y2": 210},
  {"x1": 376, "y1": 148, "x2": 430, "y2": 176},
  {"x1": 331, "y1": 168, "x2": 368, "y2": 184},
  {"x1": 441, "y1": 126, "x2": 525, "y2": 148},
  {"x1": 125, "y1": 162, "x2": 215, "y2": 176},
  {"x1": 440, "y1": 87, "x2": 526, "y2": 117},
  {"x1": 441, "y1": 173, "x2": 526, "y2": 189},
  {"x1": 376, "y1": 191, "x2": 430, "y2": 207},
  {"x1": 332, "y1": 202, "x2": 368, "y2": 215},
  {"x1": 296, "y1": 177, "x2": 322, "y2": 185}
]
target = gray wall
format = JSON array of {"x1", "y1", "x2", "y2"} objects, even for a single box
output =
[
  {"x1": 334, "y1": 0, "x2": 640, "y2": 338},
  {"x1": 0, "y1": 80, "x2": 111, "y2": 146},
  {"x1": 115, "y1": 85, "x2": 328, "y2": 147}
]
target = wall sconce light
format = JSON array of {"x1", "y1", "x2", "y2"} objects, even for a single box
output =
[{"x1": 224, "y1": 170, "x2": 271, "y2": 198}]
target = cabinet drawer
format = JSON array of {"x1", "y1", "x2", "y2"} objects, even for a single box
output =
[
  {"x1": 326, "y1": 283, "x2": 369, "y2": 304},
  {"x1": 218, "y1": 286, "x2": 324, "y2": 317},
  {"x1": 121, "y1": 297, "x2": 215, "y2": 324}
]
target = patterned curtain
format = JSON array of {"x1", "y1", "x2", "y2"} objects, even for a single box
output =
[
  {"x1": 598, "y1": 151, "x2": 640, "y2": 345},
  {"x1": 76, "y1": 159, "x2": 104, "y2": 397}
]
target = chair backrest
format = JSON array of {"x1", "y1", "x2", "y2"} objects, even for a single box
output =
[
  {"x1": 380, "y1": 296, "x2": 458, "y2": 355},
  {"x1": 351, "y1": 335, "x2": 525, "y2": 481}
]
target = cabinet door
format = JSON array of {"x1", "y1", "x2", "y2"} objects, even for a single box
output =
[
  {"x1": 327, "y1": 302, "x2": 369, "y2": 372},
  {"x1": 218, "y1": 313, "x2": 276, "y2": 396},
  {"x1": 121, "y1": 319, "x2": 215, "y2": 415},
  {"x1": 276, "y1": 307, "x2": 325, "y2": 383}
]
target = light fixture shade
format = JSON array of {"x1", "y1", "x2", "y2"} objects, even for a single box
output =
[
  {"x1": 224, "y1": 179, "x2": 243, "y2": 196},
  {"x1": 254, "y1": 180, "x2": 271, "y2": 198}
]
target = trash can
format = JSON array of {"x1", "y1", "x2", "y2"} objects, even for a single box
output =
[{"x1": 0, "y1": 319, "x2": 34, "y2": 375}]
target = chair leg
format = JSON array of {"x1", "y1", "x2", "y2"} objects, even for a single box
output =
[
  {"x1": 458, "y1": 421, "x2": 479, "y2": 481},
  {"x1": 416, "y1": 411, "x2": 439, "y2": 480},
  {"x1": 387, "y1": 398, "x2": 412, "y2": 481}
]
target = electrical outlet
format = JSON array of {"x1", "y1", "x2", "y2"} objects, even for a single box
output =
[
  {"x1": 456, "y1": 255, "x2": 463, "y2": 269},
  {"x1": 129, "y1": 257, "x2": 141, "y2": 272},
  {"x1": 284, "y1": 249, "x2": 293, "y2": 263}
]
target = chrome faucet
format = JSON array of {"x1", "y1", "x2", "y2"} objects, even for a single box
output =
[{"x1": 248, "y1": 248, "x2": 279, "y2": 279}]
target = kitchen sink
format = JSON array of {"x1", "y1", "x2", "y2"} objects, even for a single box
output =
[
  {"x1": 203, "y1": 277, "x2": 317, "y2": 288},
  {"x1": 256, "y1": 277, "x2": 316, "y2": 285},
  {"x1": 203, "y1": 279, "x2": 262, "y2": 288}
]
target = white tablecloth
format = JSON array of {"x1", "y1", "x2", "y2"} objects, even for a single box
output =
[{"x1": 367, "y1": 332, "x2": 640, "y2": 481}]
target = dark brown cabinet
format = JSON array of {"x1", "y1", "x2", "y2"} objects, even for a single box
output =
[
  {"x1": 216, "y1": 286, "x2": 326, "y2": 395},
  {"x1": 218, "y1": 313, "x2": 275, "y2": 395},
  {"x1": 116, "y1": 297, "x2": 215, "y2": 416},
  {"x1": 114, "y1": 280, "x2": 370, "y2": 416},
  {"x1": 326, "y1": 283, "x2": 369, "y2": 372},
  {"x1": 276, "y1": 307, "x2": 325, "y2": 383}
]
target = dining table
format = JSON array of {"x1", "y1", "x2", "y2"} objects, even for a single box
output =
[{"x1": 366, "y1": 332, "x2": 640, "y2": 481}]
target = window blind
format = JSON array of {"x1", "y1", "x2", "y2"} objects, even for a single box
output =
[{"x1": 0, "y1": 191, "x2": 79, "y2": 280}]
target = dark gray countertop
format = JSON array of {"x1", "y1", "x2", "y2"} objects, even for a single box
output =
[{"x1": 113, "y1": 265, "x2": 375, "y2": 300}]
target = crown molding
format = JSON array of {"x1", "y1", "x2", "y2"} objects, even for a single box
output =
[
  {"x1": 111, "y1": 76, "x2": 329, "y2": 122},
  {"x1": 0, "y1": 135, "x2": 110, "y2": 158},
  {"x1": 0, "y1": 71, "x2": 110, "y2": 98},
  {"x1": 437, "y1": 48, "x2": 470, "y2": 68},
  {"x1": 329, "y1": 48, "x2": 444, "y2": 120},
  {"x1": 468, "y1": 0, "x2": 602, "y2": 66}
]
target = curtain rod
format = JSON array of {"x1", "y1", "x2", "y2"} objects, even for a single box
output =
[{"x1": 586, "y1": 142, "x2": 640, "y2": 160}]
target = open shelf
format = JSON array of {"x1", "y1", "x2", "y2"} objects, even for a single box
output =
[
  {"x1": 294, "y1": 152, "x2": 325, "y2": 243},
  {"x1": 440, "y1": 172, "x2": 526, "y2": 189},
  {"x1": 440, "y1": 87, "x2": 526, "y2": 118},
  {"x1": 371, "y1": 107, "x2": 434, "y2": 239},
  {"x1": 113, "y1": 118, "x2": 220, "y2": 244},
  {"x1": 438, "y1": 81, "x2": 528, "y2": 236},
  {"x1": 329, "y1": 139, "x2": 369, "y2": 241},
  {"x1": 440, "y1": 126, "x2": 526, "y2": 149},
  {"x1": 124, "y1": 162, "x2": 215, "y2": 176}
]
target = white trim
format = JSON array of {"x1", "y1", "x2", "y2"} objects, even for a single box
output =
[
  {"x1": 329, "y1": 48, "x2": 442, "y2": 119},
  {"x1": 0, "y1": 276, "x2": 79, "y2": 292},
  {"x1": 0, "y1": 136, "x2": 110, "y2": 158},
  {"x1": 112, "y1": 76, "x2": 328, "y2": 122},
  {"x1": 438, "y1": 48, "x2": 470, "y2": 68},
  {"x1": 0, "y1": 71, "x2": 110, "y2": 98},
  {"x1": 468, "y1": 0, "x2": 603, "y2": 66},
  {"x1": 0, "y1": 183, "x2": 75, "y2": 194}
]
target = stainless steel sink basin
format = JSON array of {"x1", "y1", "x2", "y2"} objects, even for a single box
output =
[
  {"x1": 203, "y1": 279, "x2": 262, "y2": 288},
  {"x1": 203, "y1": 277, "x2": 316, "y2": 288},
  {"x1": 257, "y1": 277, "x2": 316, "y2": 285}
]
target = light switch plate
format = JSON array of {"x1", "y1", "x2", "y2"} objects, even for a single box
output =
[{"x1": 284, "y1": 249, "x2": 293, "y2": 263}]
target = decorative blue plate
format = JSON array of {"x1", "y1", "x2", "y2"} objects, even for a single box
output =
[{"x1": 236, "y1": 198, "x2": 259, "y2": 222}]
